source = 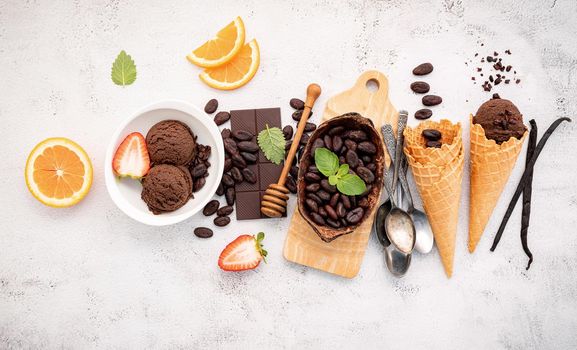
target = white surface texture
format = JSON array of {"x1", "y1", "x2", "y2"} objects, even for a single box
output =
[{"x1": 1, "y1": 0, "x2": 576, "y2": 349}]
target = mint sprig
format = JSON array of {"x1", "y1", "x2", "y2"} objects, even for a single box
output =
[{"x1": 314, "y1": 148, "x2": 366, "y2": 196}]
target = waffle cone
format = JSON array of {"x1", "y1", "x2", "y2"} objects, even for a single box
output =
[
  {"x1": 404, "y1": 119, "x2": 462, "y2": 167},
  {"x1": 468, "y1": 116, "x2": 527, "y2": 252},
  {"x1": 404, "y1": 120, "x2": 464, "y2": 278}
]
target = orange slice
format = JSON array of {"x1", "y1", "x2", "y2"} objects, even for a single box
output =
[
  {"x1": 25, "y1": 138, "x2": 93, "y2": 208},
  {"x1": 199, "y1": 39, "x2": 260, "y2": 90},
  {"x1": 186, "y1": 17, "x2": 245, "y2": 68}
]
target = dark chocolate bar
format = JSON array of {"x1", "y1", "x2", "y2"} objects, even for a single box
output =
[{"x1": 230, "y1": 108, "x2": 285, "y2": 220}]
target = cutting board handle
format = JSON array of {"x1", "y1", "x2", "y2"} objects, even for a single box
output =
[{"x1": 351, "y1": 70, "x2": 390, "y2": 103}]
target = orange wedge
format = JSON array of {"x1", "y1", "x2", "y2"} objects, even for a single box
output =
[
  {"x1": 199, "y1": 39, "x2": 260, "y2": 90},
  {"x1": 25, "y1": 138, "x2": 93, "y2": 208},
  {"x1": 186, "y1": 17, "x2": 245, "y2": 68}
]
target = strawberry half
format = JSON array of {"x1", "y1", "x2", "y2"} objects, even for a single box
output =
[
  {"x1": 218, "y1": 233, "x2": 267, "y2": 271},
  {"x1": 112, "y1": 132, "x2": 150, "y2": 178}
]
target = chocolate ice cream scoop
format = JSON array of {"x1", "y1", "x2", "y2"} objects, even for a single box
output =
[
  {"x1": 141, "y1": 164, "x2": 192, "y2": 214},
  {"x1": 146, "y1": 120, "x2": 196, "y2": 165},
  {"x1": 473, "y1": 96, "x2": 527, "y2": 144}
]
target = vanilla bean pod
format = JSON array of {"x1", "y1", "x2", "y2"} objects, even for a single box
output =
[
  {"x1": 521, "y1": 119, "x2": 537, "y2": 269},
  {"x1": 490, "y1": 117, "x2": 571, "y2": 252}
]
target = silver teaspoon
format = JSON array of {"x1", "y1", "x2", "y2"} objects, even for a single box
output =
[
  {"x1": 384, "y1": 111, "x2": 416, "y2": 254},
  {"x1": 381, "y1": 125, "x2": 434, "y2": 254}
]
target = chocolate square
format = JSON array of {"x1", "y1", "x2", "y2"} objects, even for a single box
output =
[
  {"x1": 258, "y1": 162, "x2": 284, "y2": 191},
  {"x1": 231, "y1": 109, "x2": 256, "y2": 134},
  {"x1": 255, "y1": 108, "x2": 282, "y2": 162},
  {"x1": 235, "y1": 164, "x2": 259, "y2": 192},
  {"x1": 235, "y1": 192, "x2": 262, "y2": 220}
]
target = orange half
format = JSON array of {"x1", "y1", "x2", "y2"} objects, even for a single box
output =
[
  {"x1": 199, "y1": 39, "x2": 260, "y2": 90},
  {"x1": 25, "y1": 138, "x2": 93, "y2": 207},
  {"x1": 186, "y1": 17, "x2": 245, "y2": 68}
]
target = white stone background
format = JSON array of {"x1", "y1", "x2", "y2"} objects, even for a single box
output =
[{"x1": 1, "y1": 0, "x2": 576, "y2": 348}]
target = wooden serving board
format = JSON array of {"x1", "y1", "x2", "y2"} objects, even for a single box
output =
[{"x1": 283, "y1": 70, "x2": 398, "y2": 278}]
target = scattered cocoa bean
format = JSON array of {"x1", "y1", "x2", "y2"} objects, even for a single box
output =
[
  {"x1": 225, "y1": 187, "x2": 235, "y2": 206},
  {"x1": 214, "y1": 111, "x2": 231, "y2": 126},
  {"x1": 415, "y1": 108, "x2": 433, "y2": 120},
  {"x1": 283, "y1": 125, "x2": 294, "y2": 140},
  {"x1": 422, "y1": 95, "x2": 442, "y2": 106},
  {"x1": 214, "y1": 216, "x2": 230, "y2": 227},
  {"x1": 194, "y1": 227, "x2": 213, "y2": 238},
  {"x1": 204, "y1": 99, "x2": 218, "y2": 114},
  {"x1": 230, "y1": 167, "x2": 243, "y2": 183},
  {"x1": 202, "y1": 200, "x2": 220, "y2": 216},
  {"x1": 290, "y1": 98, "x2": 305, "y2": 110},
  {"x1": 412, "y1": 63, "x2": 434, "y2": 75},
  {"x1": 232, "y1": 130, "x2": 253, "y2": 141},
  {"x1": 217, "y1": 206, "x2": 234, "y2": 217},
  {"x1": 237, "y1": 141, "x2": 259, "y2": 153},
  {"x1": 242, "y1": 168, "x2": 257, "y2": 184},
  {"x1": 410, "y1": 81, "x2": 430, "y2": 93}
]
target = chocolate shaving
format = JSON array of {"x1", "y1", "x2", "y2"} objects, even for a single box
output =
[
  {"x1": 490, "y1": 117, "x2": 572, "y2": 252},
  {"x1": 521, "y1": 119, "x2": 537, "y2": 270}
]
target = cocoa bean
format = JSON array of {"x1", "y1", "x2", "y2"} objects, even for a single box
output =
[
  {"x1": 204, "y1": 99, "x2": 218, "y2": 114},
  {"x1": 202, "y1": 200, "x2": 219, "y2": 216},
  {"x1": 237, "y1": 141, "x2": 259, "y2": 153},
  {"x1": 214, "y1": 111, "x2": 231, "y2": 126},
  {"x1": 232, "y1": 130, "x2": 253, "y2": 141},
  {"x1": 412, "y1": 63, "x2": 434, "y2": 75},
  {"x1": 194, "y1": 227, "x2": 213, "y2": 238},
  {"x1": 217, "y1": 205, "x2": 234, "y2": 217},
  {"x1": 225, "y1": 187, "x2": 235, "y2": 205},
  {"x1": 410, "y1": 81, "x2": 430, "y2": 93},
  {"x1": 214, "y1": 216, "x2": 230, "y2": 227}
]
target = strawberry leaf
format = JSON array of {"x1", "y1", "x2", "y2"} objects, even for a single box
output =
[{"x1": 257, "y1": 232, "x2": 265, "y2": 242}]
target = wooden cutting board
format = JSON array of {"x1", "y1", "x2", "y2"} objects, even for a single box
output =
[{"x1": 283, "y1": 70, "x2": 398, "y2": 278}]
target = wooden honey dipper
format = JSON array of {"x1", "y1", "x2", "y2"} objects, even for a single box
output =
[{"x1": 261, "y1": 83, "x2": 322, "y2": 218}]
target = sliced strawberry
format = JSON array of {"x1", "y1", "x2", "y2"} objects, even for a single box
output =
[
  {"x1": 112, "y1": 132, "x2": 150, "y2": 178},
  {"x1": 218, "y1": 233, "x2": 267, "y2": 271}
]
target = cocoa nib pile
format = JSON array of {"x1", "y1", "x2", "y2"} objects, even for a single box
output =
[{"x1": 466, "y1": 43, "x2": 521, "y2": 92}]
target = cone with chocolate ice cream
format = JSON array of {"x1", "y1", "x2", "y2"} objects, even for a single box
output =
[
  {"x1": 468, "y1": 96, "x2": 527, "y2": 252},
  {"x1": 404, "y1": 120, "x2": 464, "y2": 277}
]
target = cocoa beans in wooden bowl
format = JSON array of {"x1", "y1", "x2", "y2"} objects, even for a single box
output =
[{"x1": 297, "y1": 113, "x2": 385, "y2": 242}]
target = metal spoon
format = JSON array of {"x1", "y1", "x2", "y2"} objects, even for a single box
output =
[
  {"x1": 384, "y1": 111, "x2": 416, "y2": 254},
  {"x1": 373, "y1": 146, "x2": 395, "y2": 246},
  {"x1": 379, "y1": 144, "x2": 411, "y2": 276},
  {"x1": 381, "y1": 125, "x2": 434, "y2": 254}
]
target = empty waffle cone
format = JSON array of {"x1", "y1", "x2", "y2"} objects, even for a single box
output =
[
  {"x1": 404, "y1": 120, "x2": 464, "y2": 278},
  {"x1": 468, "y1": 116, "x2": 527, "y2": 253}
]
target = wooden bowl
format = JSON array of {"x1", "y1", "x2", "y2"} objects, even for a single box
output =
[{"x1": 297, "y1": 113, "x2": 385, "y2": 242}]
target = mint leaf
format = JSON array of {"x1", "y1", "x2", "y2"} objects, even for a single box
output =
[
  {"x1": 328, "y1": 174, "x2": 339, "y2": 186},
  {"x1": 314, "y1": 148, "x2": 339, "y2": 177},
  {"x1": 111, "y1": 50, "x2": 137, "y2": 86},
  {"x1": 337, "y1": 173, "x2": 366, "y2": 195},
  {"x1": 257, "y1": 125, "x2": 285, "y2": 164},
  {"x1": 337, "y1": 164, "x2": 349, "y2": 177}
]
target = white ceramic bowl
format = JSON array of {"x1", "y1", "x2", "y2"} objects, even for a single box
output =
[{"x1": 105, "y1": 100, "x2": 224, "y2": 226}]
